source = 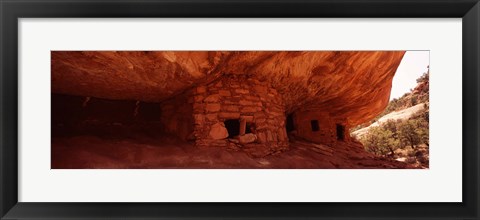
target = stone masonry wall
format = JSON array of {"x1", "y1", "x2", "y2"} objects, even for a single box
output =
[
  {"x1": 293, "y1": 110, "x2": 351, "y2": 145},
  {"x1": 293, "y1": 110, "x2": 336, "y2": 145},
  {"x1": 192, "y1": 75, "x2": 289, "y2": 152}
]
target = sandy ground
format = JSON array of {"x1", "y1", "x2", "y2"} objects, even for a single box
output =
[{"x1": 51, "y1": 134, "x2": 412, "y2": 169}]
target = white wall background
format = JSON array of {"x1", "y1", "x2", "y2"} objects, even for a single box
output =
[{"x1": 18, "y1": 18, "x2": 462, "y2": 202}]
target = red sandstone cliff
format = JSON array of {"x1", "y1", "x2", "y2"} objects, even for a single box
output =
[{"x1": 52, "y1": 51, "x2": 405, "y2": 127}]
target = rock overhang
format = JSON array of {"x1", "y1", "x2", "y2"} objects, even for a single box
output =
[{"x1": 51, "y1": 51, "x2": 405, "y2": 126}]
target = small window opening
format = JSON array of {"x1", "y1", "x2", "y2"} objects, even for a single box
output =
[
  {"x1": 310, "y1": 120, "x2": 320, "y2": 131},
  {"x1": 336, "y1": 124, "x2": 345, "y2": 140},
  {"x1": 286, "y1": 113, "x2": 295, "y2": 132},
  {"x1": 224, "y1": 119, "x2": 240, "y2": 138},
  {"x1": 246, "y1": 122, "x2": 256, "y2": 134}
]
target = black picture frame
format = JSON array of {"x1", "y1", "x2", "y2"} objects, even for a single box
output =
[{"x1": 1, "y1": 0, "x2": 479, "y2": 219}]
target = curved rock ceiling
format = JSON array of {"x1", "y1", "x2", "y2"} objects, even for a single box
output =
[{"x1": 51, "y1": 51, "x2": 405, "y2": 126}]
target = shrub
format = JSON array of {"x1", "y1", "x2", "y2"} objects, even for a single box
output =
[
  {"x1": 359, "y1": 109, "x2": 429, "y2": 157},
  {"x1": 361, "y1": 126, "x2": 400, "y2": 157}
]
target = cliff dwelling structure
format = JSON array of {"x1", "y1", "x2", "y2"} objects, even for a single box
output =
[{"x1": 51, "y1": 51, "x2": 410, "y2": 169}]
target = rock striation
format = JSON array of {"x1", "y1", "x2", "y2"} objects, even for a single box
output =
[
  {"x1": 52, "y1": 51, "x2": 405, "y2": 152},
  {"x1": 52, "y1": 51, "x2": 405, "y2": 125}
]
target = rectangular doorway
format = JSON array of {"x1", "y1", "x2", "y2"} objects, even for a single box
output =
[{"x1": 336, "y1": 124, "x2": 345, "y2": 140}]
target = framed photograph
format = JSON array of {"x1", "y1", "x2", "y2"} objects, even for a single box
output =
[{"x1": 1, "y1": 0, "x2": 479, "y2": 219}]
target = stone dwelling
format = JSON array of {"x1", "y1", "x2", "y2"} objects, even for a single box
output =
[
  {"x1": 287, "y1": 110, "x2": 351, "y2": 146},
  {"x1": 51, "y1": 51, "x2": 406, "y2": 155},
  {"x1": 157, "y1": 74, "x2": 357, "y2": 155},
  {"x1": 192, "y1": 75, "x2": 288, "y2": 151}
]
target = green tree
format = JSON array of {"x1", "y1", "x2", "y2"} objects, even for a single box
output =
[
  {"x1": 415, "y1": 114, "x2": 429, "y2": 146},
  {"x1": 383, "y1": 119, "x2": 399, "y2": 138},
  {"x1": 397, "y1": 120, "x2": 422, "y2": 149},
  {"x1": 361, "y1": 126, "x2": 400, "y2": 157},
  {"x1": 416, "y1": 70, "x2": 429, "y2": 84}
]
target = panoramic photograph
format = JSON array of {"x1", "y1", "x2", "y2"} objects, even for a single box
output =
[{"x1": 51, "y1": 51, "x2": 429, "y2": 169}]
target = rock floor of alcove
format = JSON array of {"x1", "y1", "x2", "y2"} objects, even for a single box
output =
[{"x1": 51, "y1": 134, "x2": 414, "y2": 169}]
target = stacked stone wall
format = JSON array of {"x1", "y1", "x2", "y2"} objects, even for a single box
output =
[
  {"x1": 192, "y1": 75, "x2": 289, "y2": 152},
  {"x1": 292, "y1": 110, "x2": 351, "y2": 145}
]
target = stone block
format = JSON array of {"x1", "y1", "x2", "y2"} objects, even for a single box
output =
[
  {"x1": 206, "y1": 103, "x2": 221, "y2": 113},
  {"x1": 196, "y1": 86, "x2": 207, "y2": 94},
  {"x1": 209, "y1": 122, "x2": 228, "y2": 140},
  {"x1": 228, "y1": 138, "x2": 240, "y2": 144},
  {"x1": 223, "y1": 105, "x2": 239, "y2": 112},
  {"x1": 193, "y1": 114, "x2": 204, "y2": 125},
  {"x1": 239, "y1": 119, "x2": 247, "y2": 135},
  {"x1": 241, "y1": 106, "x2": 260, "y2": 113},
  {"x1": 239, "y1": 100, "x2": 254, "y2": 106},
  {"x1": 204, "y1": 94, "x2": 221, "y2": 103},
  {"x1": 267, "y1": 119, "x2": 278, "y2": 125},
  {"x1": 254, "y1": 112, "x2": 266, "y2": 119},
  {"x1": 255, "y1": 124, "x2": 268, "y2": 130},
  {"x1": 266, "y1": 130, "x2": 274, "y2": 141},
  {"x1": 241, "y1": 116, "x2": 254, "y2": 122},
  {"x1": 269, "y1": 111, "x2": 284, "y2": 117},
  {"x1": 206, "y1": 114, "x2": 217, "y2": 121},
  {"x1": 219, "y1": 112, "x2": 241, "y2": 119},
  {"x1": 254, "y1": 118, "x2": 266, "y2": 125},
  {"x1": 238, "y1": 134, "x2": 257, "y2": 144},
  {"x1": 257, "y1": 132, "x2": 267, "y2": 143},
  {"x1": 219, "y1": 90, "x2": 231, "y2": 96},
  {"x1": 235, "y1": 89, "x2": 249, "y2": 94},
  {"x1": 244, "y1": 95, "x2": 259, "y2": 101}
]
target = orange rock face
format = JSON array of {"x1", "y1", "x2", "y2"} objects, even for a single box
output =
[{"x1": 52, "y1": 51, "x2": 405, "y2": 128}]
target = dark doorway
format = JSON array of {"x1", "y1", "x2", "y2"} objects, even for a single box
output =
[
  {"x1": 224, "y1": 119, "x2": 240, "y2": 138},
  {"x1": 336, "y1": 124, "x2": 345, "y2": 140},
  {"x1": 286, "y1": 113, "x2": 295, "y2": 132},
  {"x1": 311, "y1": 120, "x2": 320, "y2": 131},
  {"x1": 137, "y1": 102, "x2": 161, "y2": 121}
]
